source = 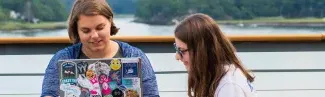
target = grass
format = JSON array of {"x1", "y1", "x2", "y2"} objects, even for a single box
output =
[
  {"x1": 217, "y1": 17, "x2": 325, "y2": 24},
  {"x1": 0, "y1": 21, "x2": 67, "y2": 31}
]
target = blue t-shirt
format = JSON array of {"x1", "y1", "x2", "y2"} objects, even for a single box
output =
[{"x1": 41, "y1": 41, "x2": 159, "y2": 97}]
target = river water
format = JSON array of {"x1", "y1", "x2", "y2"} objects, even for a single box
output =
[{"x1": 0, "y1": 15, "x2": 324, "y2": 37}]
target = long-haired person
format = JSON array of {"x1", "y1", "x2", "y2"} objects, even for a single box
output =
[{"x1": 174, "y1": 13, "x2": 256, "y2": 97}]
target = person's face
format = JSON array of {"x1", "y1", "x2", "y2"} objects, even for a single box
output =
[
  {"x1": 78, "y1": 14, "x2": 111, "y2": 52},
  {"x1": 174, "y1": 38, "x2": 191, "y2": 71}
]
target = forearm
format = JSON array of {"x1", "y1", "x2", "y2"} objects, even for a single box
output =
[
  {"x1": 140, "y1": 53, "x2": 160, "y2": 96},
  {"x1": 41, "y1": 59, "x2": 60, "y2": 97}
]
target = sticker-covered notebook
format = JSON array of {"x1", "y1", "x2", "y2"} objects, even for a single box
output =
[{"x1": 58, "y1": 58, "x2": 142, "y2": 97}]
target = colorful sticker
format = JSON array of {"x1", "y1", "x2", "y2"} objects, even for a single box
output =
[
  {"x1": 60, "y1": 83, "x2": 81, "y2": 97},
  {"x1": 61, "y1": 79, "x2": 77, "y2": 85},
  {"x1": 86, "y1": 69, "x2": 96, "y2": 80},
  {"x1": 117, "y1": 85, "x2": 127, "y2": 91},
  {"x1": 77, "y1": 74, "x2": 93, "y2": 89},
  {"x1": 109, "y1": 81, "x2": 118, "y2": 89},
  {"x1": 94, "y1": 61, "x2": 111, "y2": 75},
  {"x1": 110, "y1": 59, "x2": 121, "y2": 70},
  {"x1": 61, "y1": 61, "x2": 77, "y2": 79},
  {"x1": 86, "y1": 69, "x2": 102, "y2": 96},
  {"x1": 110, "y1": 70, "x2": 122, "y2": 85},
  {"x1": 125, "y1": 89, "x2": 139, "y2": 97},
  {"x1": 122, "y1": 78, "x2": 140, "y2": 89},
  {"x1": 99, "y1": 74, "x2": 112, "y2": 96},
  {"x1": 80, "y1": 88, "x2": 91, "y2": 97},
  {"x1": 123, "y1": 63, "x2": 139, "y2": 78},
  {"x1": 122, "y1": 79, "x2": 133, "y2": 88}
]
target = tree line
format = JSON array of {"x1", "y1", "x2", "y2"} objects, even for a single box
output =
[
  {"x1": 0, "y1": 0, "x2": 324, "y2": 23},
  {"x1": 0, "y1": 0, "x2": 137, "y2": 22},
  {"x1": 135, "y1": 0, "x2": 325, "y2": 24},
  {"x1": 0, "y1": 0, "x2": 67, "y2": 22}
]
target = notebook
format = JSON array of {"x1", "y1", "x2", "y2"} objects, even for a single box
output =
[{"x1": 58, "y1": 58, "x2": 142, "y2": 97}]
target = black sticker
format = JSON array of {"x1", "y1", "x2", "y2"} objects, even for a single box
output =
[
  {"x1": 112, "y1": 88, "x2": 123, "y2": 97},
  {"x1": 77, "y1": 61, "x2": 88, "y2": 76},
  {"x1": 61, "y1": 62, "x2": 77, "y2": 79}
]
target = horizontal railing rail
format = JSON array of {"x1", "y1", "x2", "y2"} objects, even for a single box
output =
[
  {"x1": 1, "y1": 33, "x2": 325, "y2": 44},
  {"x1": 1, "y1": 69, "x2": 325, "y2": 76}
]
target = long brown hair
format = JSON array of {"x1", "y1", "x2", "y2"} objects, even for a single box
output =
[
  {"x1": 174, "y1": 13, "x2": 254, "y2": 97},
  {"x1": 68, "y1": 0, "x2": 119, "y2": 44}
]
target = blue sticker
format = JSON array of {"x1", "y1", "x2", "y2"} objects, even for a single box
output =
[
  {"x1": 118, "y1": 85, "x2": 127, "y2": 91},
  {"x1": 122, "y1": 79, "x2": 133, "y2": 88},
  {"x1": 109, "y1": 81, "x2": 117, "y2": 89},
  {"x1": 61, "y1": 79, "x2": 77, "y2": 86},
  {"x1": 110, "y1": 70, "x2": 122, "y2": 85},
  {"x1": 122, "y1": 63, "x2": 138, "y2": 78}
]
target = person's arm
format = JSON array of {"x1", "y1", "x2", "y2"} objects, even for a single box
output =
[
  {"x1": 41, "y1": 51, "x2": 66, "y2": 97},
  {"x1": 215, "y1": 83, "x2": 245, "y2": 97},
  {"x1": 138, "y1": 51, "x2": 160, "y2": 97}
]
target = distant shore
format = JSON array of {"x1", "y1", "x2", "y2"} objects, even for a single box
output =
[
  {"x1": 1, "y1": 17, "x2": 324, "y2": 31},
  {"x1": 216, "y1": 17, "x2": 325, "y2": 27},
  {"x1": 0, "y1": 21, "x2": 67, "y2": 31},
  {"x1": 218, "y1": 22, "x2": 325, "y2": 28},
  {"x1": 134, "y1": 16, "x2": 325, "y2": 27}
]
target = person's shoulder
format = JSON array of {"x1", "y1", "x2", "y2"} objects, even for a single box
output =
[
  {"x1": 216, "y1": 82, "x2": 257, "y2": 97},
  {"x1": 116, "y1": 41, "x2": 144, "y2": 56},
  {"x1": 217, "y1": 65, "x2": 256, "y2": 97},
  {"x1": 215, "y1": 82, "x2": 246, "y2": 97},
  {"x1": 217, "y1": 65, "x2": 248, "y2": 89},
  {"x1": 53, "y1": 43, "x2": 81, "y2": 59},
  {"x1": 222, "y1": 65, "x2": 248, "y2": 81},
  {"x1": 116, "y1": 41, "x2": 139, "y2": 50}
]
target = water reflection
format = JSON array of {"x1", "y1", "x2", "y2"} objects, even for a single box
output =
[{"x1": 0, "y1": 16, "x2": 324, "y2": 37}]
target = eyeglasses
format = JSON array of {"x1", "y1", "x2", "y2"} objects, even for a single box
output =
[{"x1": 173, "y1": 43, "x2": 188, "y2": 58}]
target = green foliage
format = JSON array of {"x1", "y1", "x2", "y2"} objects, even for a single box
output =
[
  {"x1": 31, "y1": 0, "x2": 68, "y2": 21},
  {"x1": 1, "y1": 0, "x2": 325, "y2": 23},
  {"x1": 0, "y1": 7, "x2": 8, "y2": 21},
  {"x1": 0, "y1": 0, "x2": 68, "y2": 22},
  {"x1": 0, "y1": 0, "x2": 24, "y2": 12},
  {"x1": 108, "y1": 0, "x2": 137, "y2": 14},
  {"x1": 135, "y1": 0, "x2": 186, "y2": 24},
  {"x1": 135, "y1": 0, "x2": 325, "y2": 24}
]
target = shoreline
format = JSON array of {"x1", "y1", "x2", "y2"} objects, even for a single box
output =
[
  {"x1": 134, "y1": 16, "x2": 325, "y2": 26},
  {"x1": 1, "y1": 18, "x2": 324, "y2": 31},
  {"x1": 216, "y1": 17, "x2": 325, "y2": 27},
  {"x1": 0, "y1": 21, "x2": 67, "y2": 31},
  {"x1": 218, "y1": 22, "x2": 325, "y2": 28}
]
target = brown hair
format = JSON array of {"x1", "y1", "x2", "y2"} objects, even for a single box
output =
[
  {"x1": 68, "y1": 0, "x2": 119, "y2": 44},
  {"x1": 174, "y1": 13, "x2": 254, "y2": 97}
]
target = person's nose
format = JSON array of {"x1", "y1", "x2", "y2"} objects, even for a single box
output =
[
  {"x1": 175, "y1": 52, "x2": 181, "y2": 61},
  {"x1": 90, "y1": 30, "x2": 99, "y2": 38}
]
